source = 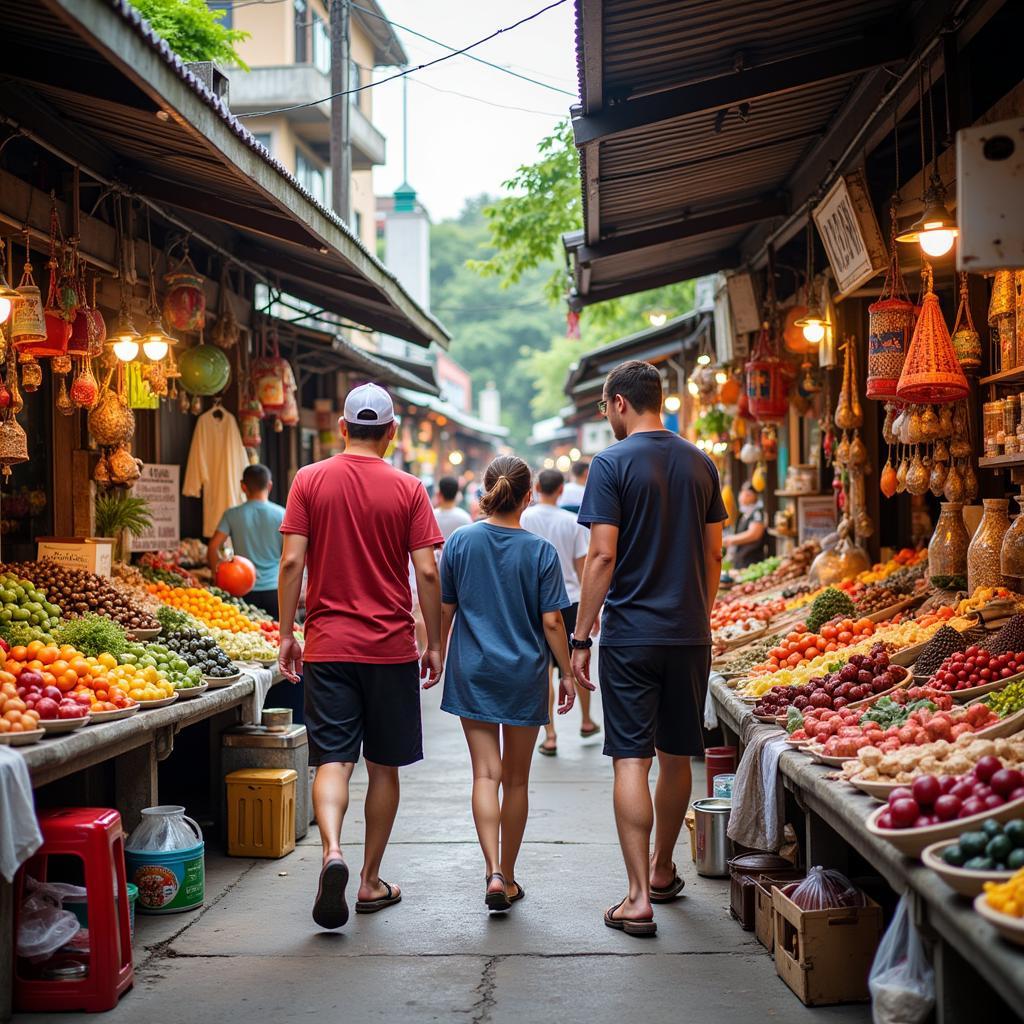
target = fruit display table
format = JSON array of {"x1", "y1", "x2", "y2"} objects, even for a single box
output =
[{"x1": 711, "y1": 677, "x2": 1024, "y2": 1022}]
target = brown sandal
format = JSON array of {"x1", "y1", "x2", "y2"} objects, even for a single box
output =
[
  {"x1": 650, "y1": 866, "x2": 685, "y2": 903},
  {"x1": 604, "y1": 899, "x2": 657, "y2": 936},
  {"x1": 355, "y1": 879, "x2": 402, "y2": 914}
]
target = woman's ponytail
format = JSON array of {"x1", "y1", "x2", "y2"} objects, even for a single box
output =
[{"x1": 479, "y1": 455, "x2": 531, "y2": 516}]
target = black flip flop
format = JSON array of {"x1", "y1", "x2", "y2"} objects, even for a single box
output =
[
  {"x1": 650, "y1": 867, "x2": 685, "y2": 903},
  {"x1": 485, "y1": 872, "x2": 511, "y2": 912},
  {"x1": 537, "y1": 740, "x2": 558, "y2": 757},
  {"x1": 312, "y1": 857, "x2": 350, "y2": 930},
  {"x1": 580, "y1": 724, "x2": 602, "y2": 738},
  {"x1": 355, "y1": 879, "x2": 402, "y2": 914},
  {"x1": 507, "y1": 881, "x2": 525, "y2": 904},
  {"x1": 604, "y1": 899, "x2": 657, "y2": 936}
]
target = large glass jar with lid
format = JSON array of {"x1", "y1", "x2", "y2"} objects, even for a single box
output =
[
  {"x1": 928, "y1": 502, "x2": 969, "y2": 590},
  {"x1": 968, "y1": 498, "x2": 1012, "y2": 593},
  {"x1": 1001, "y1": 491, "x2": 1024, "y2": 581}
]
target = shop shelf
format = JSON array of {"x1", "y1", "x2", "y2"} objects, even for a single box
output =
[
  {"x1": 980, "y1": 366, "x2": 1024, "y2": 386},
  {"x1": 979, "y1": 453, "x2": 1024, "y2": 469}
]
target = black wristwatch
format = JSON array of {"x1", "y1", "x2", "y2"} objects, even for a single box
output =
[{"x1": 569, "y1": 633, "x2": 593, "y2": 650}]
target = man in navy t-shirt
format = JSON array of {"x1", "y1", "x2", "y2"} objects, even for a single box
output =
[{"x1": 571, "y1": 360, "x2": 727, "y2": 937}]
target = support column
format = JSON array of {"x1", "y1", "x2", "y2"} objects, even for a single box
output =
[{"x1": 113, "y1": 742, "x2": 158, "y2": 834}]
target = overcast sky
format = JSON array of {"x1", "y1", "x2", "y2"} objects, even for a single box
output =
[{"x1": 369, "y1": 0, "x2": 578, "y2": 221}]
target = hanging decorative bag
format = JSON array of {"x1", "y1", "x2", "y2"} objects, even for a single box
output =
[
  {"x1": 11, "y1": 233, "x2": 46, "y2": 346},
  {"x1": 162, "y1": 244, "x2": 206, "y2": 332},
  {"x1": 239, "y1": 395, "x2": 264, "y2": 450},
  {"x1": 867, "y1": 201, "x2": 915, "y2": 399},
  {"x1": 252, "y1": 330, "x2": 287, "y2": 413},
  {"x1": 950, "y1": 272, "x2": 982, "y2": 372},
  {"x1": 744, "y1": 321, "x2": 790, "y2": 423},
  {"x1": 896, "y1": 268, "x2": 969, "y2": 403},
  {"x1": 0, "y1": 412, "x2": 29, "y2": 477},
  {"x1": 69, "y1": 263, "x2": 102, "y2": 357},
  {"x1": 210, "y1": 264, "x2": 240, "y2": 350}
]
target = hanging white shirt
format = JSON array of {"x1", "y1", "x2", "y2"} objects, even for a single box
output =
[{"x1": 182, "y1": 407, "x2": 249, "y2": 537}]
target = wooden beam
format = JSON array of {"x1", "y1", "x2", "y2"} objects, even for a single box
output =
[
  {"x1": 572, "y1": 250, "x2": 740, "y2": 308},
  {"x1": 577, "y1": 196, "x2": 787, "y2": 263},
  {"x1": 572, "y1": 34, "x2": 909, "y2": 145},
  {"x1": 580, "y1": 0, "x2": 602, "y2": 114},
  {"x1": 581, "y1": 131, "x2": 601, "y2": 245}
]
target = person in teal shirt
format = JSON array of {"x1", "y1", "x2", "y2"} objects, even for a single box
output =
[{"x1": 207, "y1": 463, "x2": 286, "y2": 618}]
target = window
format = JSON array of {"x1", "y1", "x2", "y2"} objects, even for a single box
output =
[
  {"x1": 350, "y1": 61, "x2": 361, "y2": 94},
  {"x1": 312, "y1": 14, "x2": 331, "y2": 75},
  {"x1": 296, "y1": 150, "x2": 326, "y2": 205},
  {"x1": 353, "y1": 210, "x2": 363, "y2": 239},
  {"x1": 294, "y1": 0, "x2": 309, "y2": 63},
  {"x1": 253, "y1": 132, "x2": 272, "y2": 152},
  {"x1": 208, "y1": 2, "x2": 232, "y2": 29}
]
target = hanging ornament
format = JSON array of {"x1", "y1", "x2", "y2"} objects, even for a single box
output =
[
  {"x1": 0, "y1": 412, "x2": 28, "y2": 478},
  {"x1": 240, "y1": 396, "x2": 263, "y2": 450},
  {"x1": 880, "y1": 459, "x2": 898, "y2": 498},
  {"x1": 55, "y1": 373, "x2": 74, "y2": 416},
  {"x1": 744, "y1": 322, "x2": 790, "y2": 423},
  {"x1": 190, "y1": 393, "x2": 203, "y2": 415},
  {"x1": 211, "y1": 264, "x2": 240, "y2": 349},
  {"x1": 929, "y1": 458, "x2": 948, "y2": 496},
  {"x1": 950, "y1": 272, "x2": 982, "y2": 372},
  {"x1": 70, "y1": 359, "x2": 99, "y2": 409},
  {"x1": 179, "y1": 341, "x2": 231, "y2": 396},
  {"x1": 162, "y1": 242, "x2": 206, "y2": 332},
  {"x1": 11, "y1": 237, "x2": 46, "y2": 346},
  {"x1": 896, "y1": 266, "x2": 968, "y2": 403},
  {"x1": 19, "y1": 355, "x2": 42, "y2": 392}
]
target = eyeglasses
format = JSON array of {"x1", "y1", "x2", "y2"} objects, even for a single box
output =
[{"x1": 597, "y1": 399, "x2": 608, "y2": 416}]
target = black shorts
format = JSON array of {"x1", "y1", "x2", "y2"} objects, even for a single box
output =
[
  {"x1": 550, "y1": 602, "x2": 579, "y2": 668},
  {"x1": 598, "y1": 645, "x2": 711, "y2": 758},
  {"x1": 303, "y1": 661, "x2": 423, "y2": 768}
]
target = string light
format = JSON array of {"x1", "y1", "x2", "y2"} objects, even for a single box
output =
[{"x1": 664, "y1": 394, "x2": 681, "y2": 413}]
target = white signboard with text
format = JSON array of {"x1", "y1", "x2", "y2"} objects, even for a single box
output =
[
  {"x1": 131, "y1": 464, "x2": 180, "y2": 552},
  {"x1": 813, "y1": 171, "x2": 886, "y2": 296}
]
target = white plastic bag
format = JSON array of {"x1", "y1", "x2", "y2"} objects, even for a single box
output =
[
  {"x1": 16, "y1": 877, "x2": 86, "y2": 961},
  {"x1": 869, "y1": 895, "x2": 935, "y2": 1024}
]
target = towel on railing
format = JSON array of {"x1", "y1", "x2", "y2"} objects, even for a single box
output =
[
  {"x1": 0, "y1": 746, "x2": 42, "y2": 882},
  {"x1": 727, "y1": 730, "x2": 790, "y2": 852}
]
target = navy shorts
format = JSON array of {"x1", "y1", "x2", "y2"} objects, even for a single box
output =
[
  {"x1": 303, "y1": 660, "x2": 423, "y2": 768},
  {"x1": 598, "y1": 644, "x2": 710, "y2": 758}
]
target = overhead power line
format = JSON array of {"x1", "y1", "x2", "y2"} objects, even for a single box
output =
[
  {"x1": 237, "y1": 0, "x2": 572, "y2": 118},
  {"x1": 407, "y1": 76, "x2": 564, "y2": 118}
]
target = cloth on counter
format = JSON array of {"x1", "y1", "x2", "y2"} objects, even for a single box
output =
[
  {"x1": 0, "y1": 746, "x2": 42, "y2": 882},
  {"x1": 182, "y1": 408, "x2": 249, "y2": 537},
  {"x1": 240, "y1": 665, "x2": 275, "y2": 724},
  {"x1": 727, "y1": 730, "x2": 790, "y2": 853},
  {"x1": 704, "y1": 670, "x2": 724, "y2": 729}
]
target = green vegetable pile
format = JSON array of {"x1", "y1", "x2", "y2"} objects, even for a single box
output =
[
  {"x1": 208, "y1": 585, "x2": 272, "y2": 623},
  {"x1": 735, "y1": 556, "x2": 782, "y2": 583},
  {"x1": 942, "y1": 818, "x2": 1024, "y2": 872},
  {"x1": 805, "y1": 587, "x2": 856, "y2": 633},
  {"x1": 0, "y1": 622, "x2": 54, "y2": 647},
  {"x1": 53, "y1": 614, "x2": 128, "y2": 658},
  {"x1": 724, "y1": 633, "x2": 784, "y2": 676},
  {"x1": 155, "y1": 603, "x2": 208, "y2": 636},
  {"x1": 120, "y1": 641, "x2": 205, "y2": 689},
  {"x1": 983, "y1": 677, "x2": 1024, "y2": 719},
  {"x1": 859, "y1": 696, "x2": 937, "y2": 730},
  {"x1": 0, "y1": 572, "x2": 62, "y2": 631}
]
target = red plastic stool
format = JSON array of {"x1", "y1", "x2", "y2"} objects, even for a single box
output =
[{"x1": 14, "y1": 808, "x2": 134, "y2": 1012}]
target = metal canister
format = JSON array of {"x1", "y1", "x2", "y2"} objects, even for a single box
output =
[{"x1": 693, "y1": 797, "x2": 733, "y2": 877}]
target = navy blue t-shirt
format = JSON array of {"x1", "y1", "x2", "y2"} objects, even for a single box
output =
[{"x1": 578, "y1": 430, "x2": 727, "y2": 646}]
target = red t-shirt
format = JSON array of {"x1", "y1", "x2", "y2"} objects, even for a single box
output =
[{"x1": 280, "y1": 454, "x2": 443, "y2": 663}]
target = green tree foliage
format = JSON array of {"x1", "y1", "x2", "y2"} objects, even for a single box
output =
[{"x1": 130, "y1": 0, "x2": 250, "y2": 68}]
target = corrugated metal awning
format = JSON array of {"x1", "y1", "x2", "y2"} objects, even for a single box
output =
[{"x1": 0, "y1": 0, "x2": 447, "y2": 348}]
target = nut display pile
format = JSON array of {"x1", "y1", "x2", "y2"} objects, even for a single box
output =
[
  {"x1": 984, "y1": 614, "x2": 1024, "y2": 655},
  {"x1": 3, "y1": 562, "x2": 158, "y2": 631},
  {"x1": 913, "y1": 625, "x2": 969, "y2": 676}
]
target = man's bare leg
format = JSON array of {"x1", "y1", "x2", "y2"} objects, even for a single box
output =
[
  {"x1": 357, "y1": 760, "x2": 402, "y2": 902},
  {"x1": 538, "y1": 664, "x2": 558, "y2": 754},
  {"x1": 313, "y1": 761, "x2": 353, "y2": 864},
  {"x1": 609, "y1": 757, "x2": 655, "y2": 921},
  {"x1": 651, "y1": 750, "x2": 691, "y2": 889}
]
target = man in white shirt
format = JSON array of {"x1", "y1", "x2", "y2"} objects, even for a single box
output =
[
  {"x1": 557, "y1": 459, "x2": 589, "y2": 514},
  {"x1": 434, "y1": 476, "x2": 472, "y2": 540},
  {"x1": 522, "y1": 468, "x2": 600, "y2": 754}
]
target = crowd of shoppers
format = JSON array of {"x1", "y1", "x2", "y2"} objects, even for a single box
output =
[{"x1": 273, "y1": 362, "x2": 726, "y2": 937}]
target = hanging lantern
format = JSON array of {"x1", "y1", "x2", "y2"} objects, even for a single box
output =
[
  {"x1": 950, "y1": 272, "x2": 981, "y2": 372},
  {"x1": 70, "y1": 359, "x2": 99, "y2": 409},
  {"x1": 240, "y1": 397, "x2": 263, "y2": 449},
  {"x1": 179, "y1": 343, "x2": 231, "y2": 396},
  {"x1": 867, "y1": 200, "x2": 916, "y2": 399},
  {"x1": 19, "y1": 355, "x2": 42, "y2": 392},
  {"x1": 162, "y1": 247, "x2": 206, "y2": 332},
  {"x1": 896, "y1": 270, "x2": 969, "y2": 403},
  {"x1": 11, "y1": 256, "x2": 46, "y2": 346},
  {"x1": 744, "y1": 322, "x2": 790, "y2": 423},
  {"x1": 69, "y1": 268, "x2": 104, "y2": 357},
  {"x1": 0, "y1": 413, "x2": 28, "y2": 477}
]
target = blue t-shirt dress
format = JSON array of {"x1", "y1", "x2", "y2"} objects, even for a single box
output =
[{"x1": 440, "y1": 522, "x2": 569, "y2": 727}]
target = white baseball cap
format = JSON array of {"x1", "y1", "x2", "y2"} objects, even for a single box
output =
[{"x1": 343, "y1": 383, "x2": 395, "y2": 424}]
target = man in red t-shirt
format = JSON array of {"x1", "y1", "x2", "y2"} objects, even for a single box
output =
[{"x1": 278, "y1": 383, "x2": 443, "y2": 930}]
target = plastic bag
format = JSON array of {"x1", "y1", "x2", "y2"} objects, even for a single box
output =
[
  {"x1": 869, "y1": 895, "x2": 935, "y2": 1024},
  {"x1": 16, "y1": 877, "x2": 86, "y2": 961},
  {"x1": 780, "y1": 865, "x2": 866, "y2": 910}
]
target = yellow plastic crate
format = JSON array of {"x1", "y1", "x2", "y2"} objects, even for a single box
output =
[{"x1": 226, "y1": 768, "x2": 297, "y2": 859}]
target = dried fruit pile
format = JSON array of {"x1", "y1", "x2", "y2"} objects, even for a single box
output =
[{"x1": 924, "y1": 646, "x2": 1024, "y2": 692}]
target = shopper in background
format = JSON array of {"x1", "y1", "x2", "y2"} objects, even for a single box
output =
[
  {"x1": 571, "y1": 360, "x2": 727, "y2": 937},
  {"x1": 278, "y1": 383, "x2": 444, "y2": 931},
  {"x1": 723, "y1": 481, "x2": 768, "y2": 569},
  {"x1": 207, "y1": 463, "x2": 285, "y2": 619},
  {"x1": 430, "y1": 455, "x2": 587, "y2": 912},
  {"x1": 434, "y1": 475, "x2": 472, "y2": 540},
  {"x1": 558, "y1": 459, "x2": 590, "y2": 514},
  {"x1": 522, "y1": 468, "x2": 600, "y2": 755}
]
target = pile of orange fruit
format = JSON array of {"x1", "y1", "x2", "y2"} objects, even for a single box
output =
[
  {"x1": 3, "y1": 641, "x2": 137, "y2": 712},
  {"x1": 147, "y1": 583, "x2": 259, "y2": 633}
]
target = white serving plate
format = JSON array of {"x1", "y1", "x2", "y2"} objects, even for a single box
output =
[
  {"x1": 38, "y1": 715, "x2": 90, "y2": 734},
  {"x1": 865, "y1": 793, "x2": 1024, "y2": 858},
  {"x1": 174, "y1": 682, "x2": 210, "y2": 700},
  {"x1": 204, "y1": 672, "x2": 242, "y2": 688},
  {"x1": 974, "y1": 891, "x2": 1024, "y2": 946},
  {"x1": 129, "y1": 627, "x2": 162, "y2": 641},
  {"x1": 136, "y1": 694, "x2": 178, "y2": 710},
  {"x1": 922, "y1": 840, "x2": 1015, "y2": 898},
  {"x1": 88, "y1": 705, "x2": 140, "y2": 723},
  {"x1": 0, "y1": 728, "x2": 45, "y2": 746}
]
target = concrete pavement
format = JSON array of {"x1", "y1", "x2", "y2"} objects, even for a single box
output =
[{"x1": 18, "y1": 683, "x2": 872, "y2": 1023}]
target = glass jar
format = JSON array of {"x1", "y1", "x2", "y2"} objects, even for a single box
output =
[
  {"x1": 968, "y1": 498, "x2": 1012, "y2": 594},
  {"x1": 1007, "y1": 436, "x2": 1020, "y2": 456},
  {"x1": 1006, "y1": 395, "x2": 1020, "y2": 438},
  {"x1": 928, "y1": 502, "x2": 969, "y2": 590},
  {"x1": 1001, "y1": 492, "x2": 1024, "y2": 580}
]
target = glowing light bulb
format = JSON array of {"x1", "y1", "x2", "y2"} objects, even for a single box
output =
[
  {"x1": 664, "y1": 394, "x2": 681, "y2": 413},
  {"x1": 543, "y1": 458, "x2": 555, "y2": 469},
  {"x1": 715, "y1": 370, "x2": 728, "y2": 385},
  {"x1": 918, "y1": 227, "x2": 957, "y2": 258},
  {"x1": 448, "y1": 450, "x2": 464, "y2": 466},
  {"x1": 569, "y1": 447, "x2": 581, "y2": 461},
  {"x1": 143, "y1": 338, "x2": 169, "y2": 361},
  {"x1": 697, "y1": 353, "x2": 711, "y2": 366},
  {"x1": 802, "y1": 320, "x2": 826, "y2": 344},
  {"x1": 0, "y1": 296, "x2": 11, "y2": 324},
  {"x1": 647, "y1": 312, "x2": 668, "y2": 327},
  {"x1": 556, "y1": 454, "x2": 572, "y2": 472},
  {"x1": 112, "y1": 338, "x2": 139, "y2": 362},
  {"x1": 687, "y1": 380, "x2": 700, "y2": 397}
]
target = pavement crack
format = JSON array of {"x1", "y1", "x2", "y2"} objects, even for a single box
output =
[{"x1": 468, "y1": 955, "x2": 499, "y2": 1024}]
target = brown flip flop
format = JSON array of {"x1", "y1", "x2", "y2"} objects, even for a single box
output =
[
  {"x1": 312, "y1": 857, "x2": 349, "y2": 930},
  {"x1": 580, "y1": 724, "x2": 602, "y2": 738},
  {"x1": 355, "y1": 879, "x2": 402, "y2": 914},
  {"x1": 537, "y1": 739, "x2": 558, "y2": 757},
  {"x1": 604, "y1": 899, "x2": 657, "y2": 936},
  {"x1": 485, "y1": 872, "x2": 511, "y2": 912},
  {"x1": 650, "y1": 866, "x2": 686, "y2": 903}
]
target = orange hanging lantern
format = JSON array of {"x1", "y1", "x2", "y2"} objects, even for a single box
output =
[
  {"x1": 896, "y1": 268, "x2": 969, "y2": 403},
  {"x1": 162, "y1": 245, "x2": 206, "y2": 332},
  {"x1": 744, "y1": 322, "x2": 790, "y2": 423}
]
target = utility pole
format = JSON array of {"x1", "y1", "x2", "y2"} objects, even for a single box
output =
[{"x1": 329, "y1": 0, "x2": 351, "y2": 221}]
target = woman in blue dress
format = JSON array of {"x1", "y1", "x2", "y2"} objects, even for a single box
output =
[{"x1": 430, "y1": 455, "x2": 587, "y2": 912}]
